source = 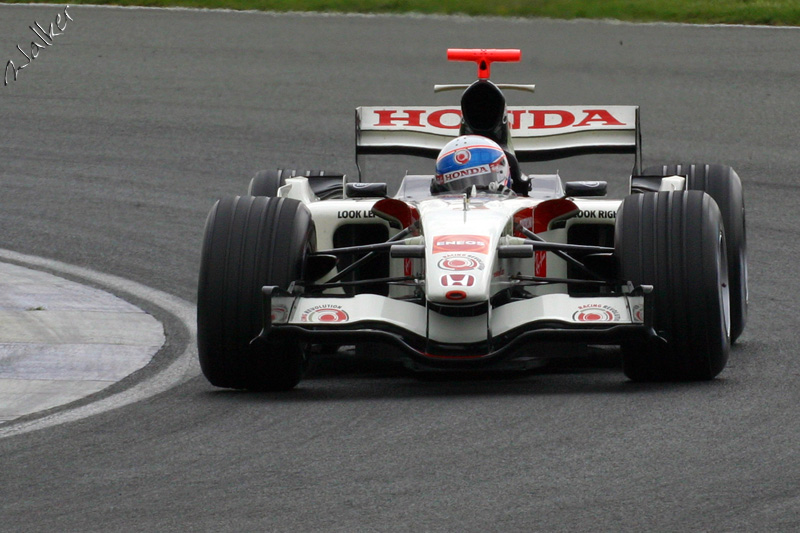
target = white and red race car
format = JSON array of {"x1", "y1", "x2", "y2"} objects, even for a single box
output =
[{"x1": 197, "y1": 49, "x2": 747, "y2": 390}]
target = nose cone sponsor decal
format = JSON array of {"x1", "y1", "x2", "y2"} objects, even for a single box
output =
[
  {"x1": 573, "y1": 304, "x2": 621, "y2": 322},
  {"x1": 437, "y1": 254, "x2": 485, "y2": 271},
  {"x1": 432, "y1": 235, "x2": 490, "y2": 255},
  {"x1": 301, "y1": 305, "x2": 349, "y2": 323},
  {"x1": 440, "y1": 273, "x2": 475, "y2": 287}
]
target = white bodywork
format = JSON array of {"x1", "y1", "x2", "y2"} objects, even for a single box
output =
[
  {"x1": 274, "y1": 177, "x2": 644, "y2": 355},
  {"x1": 261, "y1": 100, "x2": 677, "y2": 361}
]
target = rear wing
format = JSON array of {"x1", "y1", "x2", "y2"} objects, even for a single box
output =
[{"x1": 356, "y1": 105, "x2": 642, "y2": 173}]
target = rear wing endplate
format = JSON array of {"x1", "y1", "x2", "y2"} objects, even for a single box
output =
[{"x1": 356, "y1": 105, "x2": 642, "y2": 174}]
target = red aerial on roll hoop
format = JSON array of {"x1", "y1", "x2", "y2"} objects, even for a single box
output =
[{"x1": 446, "y1": 48, "x2": 521, "y2": 79}]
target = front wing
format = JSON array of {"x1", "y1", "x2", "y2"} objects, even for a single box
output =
[{"x1": 261, "y1": 289, "x2": 655, "y2": 368}]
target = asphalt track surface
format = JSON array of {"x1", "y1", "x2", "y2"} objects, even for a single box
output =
[{"x1": 1, "y1": 5, "x2": 799, "y2": 531}]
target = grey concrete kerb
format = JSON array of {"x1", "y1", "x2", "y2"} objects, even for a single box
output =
[{"x1": 0, "y1": 259, "x2": 165, "y2": 422}]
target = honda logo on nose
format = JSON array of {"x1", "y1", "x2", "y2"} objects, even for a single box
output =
[{"x1": 440, "y1": 274, "x2": 475, "y2": 287}]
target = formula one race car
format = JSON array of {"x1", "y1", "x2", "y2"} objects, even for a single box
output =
[{"x1": 197, "y1": 48, "x2": 747, "y2": 390}]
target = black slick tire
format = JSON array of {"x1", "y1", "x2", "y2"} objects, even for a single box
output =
[
  {"x1": 616, "y1": 191, "x2": 731, "y2": 381},
  {"x1": 248, "y1": 169, "x2": 342, "y2": 199},
  {"x1": 247, "y1": 169, "x2": 293, "y2": 197},
  {"x1": 197, "y1": 195, "x2": 314, "y2": 391},
  {"x1": 643, "y1": 163, "x2": 747, "y2": 342}
]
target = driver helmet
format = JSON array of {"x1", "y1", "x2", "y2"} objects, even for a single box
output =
[{"x1": 434, "y1": 135, "x2": 511, "y2": 193}]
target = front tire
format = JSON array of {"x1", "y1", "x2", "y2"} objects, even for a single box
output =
[
  {"x1": 197, "y1": 195, "x2": 314, "y2": 391},
  {"x1": 616, "y1": 191, "x2": 730, "y2": 381},
  {"x1": 643, "y1": 163, "x2": 747, "y2": 342}
]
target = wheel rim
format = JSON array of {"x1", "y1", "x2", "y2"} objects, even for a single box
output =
[{"x1": 719, "y1": 230, "x2": 731, "y2": 339}]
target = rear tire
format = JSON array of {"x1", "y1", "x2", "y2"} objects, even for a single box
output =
[
  {"x1": 643, "y1": 163, "x2": 747, "y2": 342},
  {"x1": 616, "y1": 191, "x2": 730, "y2": 381},
  {"x1": 247, "y1": 169, "x2": 292, "y2": 197},
  {"x1": 248, "y1": 169, "x2": 343, "y2": 199},
  {"x1": 197, "y1": 195, "x2": 314, "y2": 390}
]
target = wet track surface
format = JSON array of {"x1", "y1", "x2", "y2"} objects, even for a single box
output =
[{"x1": 1, "y1": 6, "x2": 799, "y2": 531}]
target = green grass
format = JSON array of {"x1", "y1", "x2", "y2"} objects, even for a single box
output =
[{"x1": 7, "y1": 0, "x2": 800, "y2": 25}]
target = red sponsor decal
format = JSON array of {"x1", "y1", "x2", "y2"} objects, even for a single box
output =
[
  {"x1": 440, "y1": 274, "x2": 475, "y2": 287},
  {"x1": 535, "y1": 251, "x2": 547, "y2": 277},
  {"x1": 454, "y1": 149, "x2": 471, "y2": 164},
  {"x1": 373, "y1": 108, "x2": 627, "y2": 130},
  {"x1": 526, "y1": 109, "x2": 573, "y2": 129},
  {"x1": 433, "y1": 235, "x2": 490, "y2": 255},
  {"x1": 301, "y1": 305, "x2": 349, "y2": 323},
  {"x1": 270, "y1": 306, "x2": 288, "y2": 322},
  {"x1": 374, "y1": 109, "x2": 425, "y2": 127},
  {"x1": 438, "y1": 255, "x2": 485, "y2": 271},
  {"x1": 573, "y1": 305, "x2": 621, "y2": 322},
  {"x1": 428, "y1": 109, "x2": 462, "y2": 129},
  {"x1": 513, "y1": 207, "x2": 534, "y2": 238}
]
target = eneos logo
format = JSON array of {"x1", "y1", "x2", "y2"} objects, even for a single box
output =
[{"x1": 432, "y1": 235, "x2": 490, "y2": 255}]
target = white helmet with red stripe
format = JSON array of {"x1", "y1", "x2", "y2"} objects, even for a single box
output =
[{"x1": 434, "y1": 135, "x2": 511, "y2": 193}]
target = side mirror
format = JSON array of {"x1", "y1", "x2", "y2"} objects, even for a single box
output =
[{"x1": 564, "y1": 181, "x2": 607, "y2": 197}]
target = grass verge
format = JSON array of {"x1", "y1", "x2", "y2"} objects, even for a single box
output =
[{"x1": 4, "y1": 0, "x2": 800, "y2": 25}]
